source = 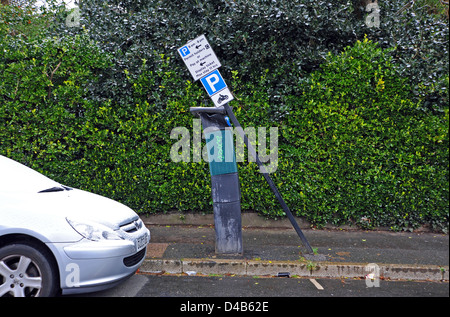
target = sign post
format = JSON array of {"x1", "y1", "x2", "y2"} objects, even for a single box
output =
[
  {"x1": 179, "y1": 36, "x2": 241, "y2": 255},
  {"x1": 178, "y1": 35, "x2": 314, "y2": 255}
]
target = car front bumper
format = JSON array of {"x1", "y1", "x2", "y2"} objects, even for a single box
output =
[{"x1": 50, "y1": 227, "x2": 150, "y2": 295}]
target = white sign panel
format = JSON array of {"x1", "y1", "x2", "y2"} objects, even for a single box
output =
[
  {"x1": 210, "y1": 87, "x2": 234, "y2": 107},
  {"x1": 178, "y1": 35, "x2": 222, "y2": 81}
]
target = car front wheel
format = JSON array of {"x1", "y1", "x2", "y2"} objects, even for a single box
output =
[{"x1": 0, "y1": 242, "x2": 59, "y2": 297}]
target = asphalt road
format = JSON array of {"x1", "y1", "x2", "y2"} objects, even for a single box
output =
[{"x1": 67, "y1": 272, "x2": 449, "y2": 298}]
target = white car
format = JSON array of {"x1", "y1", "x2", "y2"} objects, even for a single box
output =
[{"x1": 0, "y1": 155, "x2": 150, "y2": 297}]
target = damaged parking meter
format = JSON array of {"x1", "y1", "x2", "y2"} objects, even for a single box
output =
[
  {"x1": 179, "y1": 34, "x2": 313, "y2": 255},
  {"x1": 190, "y1": 106, "x2": 243, "y2": 255}
]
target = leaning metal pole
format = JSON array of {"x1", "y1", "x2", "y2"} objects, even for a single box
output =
[{"x1": 222, "y1": 102, "x2": 314, "y2": 254}]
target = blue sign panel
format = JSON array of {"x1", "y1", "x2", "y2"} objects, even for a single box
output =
[
  {"x1": 200, "y1": 70, "x2": 227, "y2": 97},
  {"x1": 179, "y1": 46, "x2": 191, "y2": 57}
]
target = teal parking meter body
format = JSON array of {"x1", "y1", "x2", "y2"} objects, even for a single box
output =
[{"x1": 190, "y1": 106, "x2": 243, "y2": 255}]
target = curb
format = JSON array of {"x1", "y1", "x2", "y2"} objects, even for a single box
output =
[
  {"x1": 140, "y1": 214, "x2": 448, "y2": 282},
  {"x1": 140, "y1": 258, "x2": 449, "y2": 282},
  {"x1": 140, "y1": 212, "x2": 436, "y2": 232}
]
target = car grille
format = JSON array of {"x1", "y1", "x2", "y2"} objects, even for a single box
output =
[
  {"x1": 119, "y1": 218, "x2": 143, "y2": 234},
  {"x1": 123, "y1": 247, "x2": 146, "y2": 267}
]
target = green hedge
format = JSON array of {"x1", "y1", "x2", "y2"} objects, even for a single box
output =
[
  {"x1": 282, "y1": 37, "x2": 448, "y2": 231},
  {"x1": 52, "y1": 0, "x2": 449, "y2": 113},
  {"x1": 1, "y1": 3, "x2": 448, "y2": 232}
]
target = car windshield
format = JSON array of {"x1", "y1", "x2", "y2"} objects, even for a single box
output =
[{"x1": 0, "y1": 155, "x2": 66, "y2": 194}]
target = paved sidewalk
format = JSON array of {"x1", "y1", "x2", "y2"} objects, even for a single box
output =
[{"x1": 139, "y1": 214, "x2": 449, "y2": 282}]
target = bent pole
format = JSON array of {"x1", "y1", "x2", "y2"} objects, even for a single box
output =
[{"x1": 222, "y1": 103, "x2": 314, "y2": 254}]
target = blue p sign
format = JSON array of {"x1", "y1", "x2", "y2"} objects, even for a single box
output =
[
  {"x1": 179, "y1": 46, "x2": 191, "y2": 57},
  {"x1": 201, "y1": 70, "x2": 227, "y2": 96}
]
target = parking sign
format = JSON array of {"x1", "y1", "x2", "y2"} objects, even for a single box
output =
[
  {"x1": 200, "y1": 70, "x2": 227, "y2": 96},
  {"x1": 178, "y1": 35, "x2": 222, "y2": 81}
]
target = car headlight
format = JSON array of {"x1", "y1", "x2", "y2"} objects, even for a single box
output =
[{"x1": 66, "y1": 218, "x2": 124, "y2": 241}]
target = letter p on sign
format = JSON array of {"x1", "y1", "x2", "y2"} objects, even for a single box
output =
[
  {"x1": 179, "y1": 46, "x2": 191, "y2": 57},
  {"x1": 201, "y1": 70, "x2": 227, "y2": 96}
]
